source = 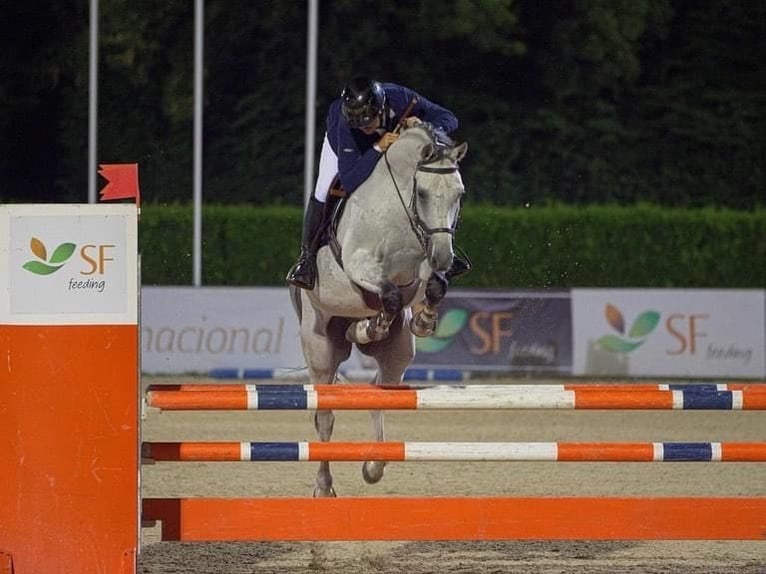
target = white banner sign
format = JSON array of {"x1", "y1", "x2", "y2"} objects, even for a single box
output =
[
  {"x1": 0, "y1": 204, "x2": 137, "y2": 325},
  {"x1": 141, "y1": 286, "x2": 306, "y2": 374},
  {"x1": 572, "y1": 289, "x2": 765, "y2": 378}
]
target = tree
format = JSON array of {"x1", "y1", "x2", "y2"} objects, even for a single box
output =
[
  {"x1": 2, "y1": 1, "x2": 764, "y2": 208},
  {"x1": 0, "y1": 0, "x2": 89, "y2": 202}
]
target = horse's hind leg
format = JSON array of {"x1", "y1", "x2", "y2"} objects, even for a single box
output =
[
  {"x1": 300, "y1": 302, "x2": 349, "y2": 497},
  {"x1": 313, "y1": 353, "x2": 343, "y2": 496},
  {"x1": 363, "y1": 309, "x2": 415, "y2": 484},
  {"x1": 363, "y1": 371, "x2": 387, "y2": 484},
  {"x1": 314, "y1": 411, "x2": 335, "y2": 497}
]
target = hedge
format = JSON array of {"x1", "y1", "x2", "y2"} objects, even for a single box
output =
[{"x1": 139, "y1": 203, "x2": 765, "y2": 288}]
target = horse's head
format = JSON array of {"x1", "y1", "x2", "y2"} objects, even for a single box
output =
[{"x1": 393, "y1": 124, "x2": 468, "y2": 274}]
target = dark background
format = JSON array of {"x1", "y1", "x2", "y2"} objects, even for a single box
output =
[{"x1": 1, "y1": 1, "x2": 764, "y2": 208}]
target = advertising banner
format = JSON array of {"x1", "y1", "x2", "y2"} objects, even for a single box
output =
[
  {"x1": 572, "y1": 289, "x2": 765, "y2": 378},
  {"x1": 141, "y1": 286, "x2": 305, "y2": 374},
  {"x1": 141, "y1": 287, "x2": 572, "y2": 376},
  {"x1": 409, "y1": 290, "x2": 573, "y2": 374},
  {"x1": 0, "y1": 204, "x2": 137, "y2": 325}
]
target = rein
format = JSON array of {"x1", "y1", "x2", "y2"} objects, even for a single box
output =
[{"x1": 383, "y1": 150, "x2": 459, "y2": 254}]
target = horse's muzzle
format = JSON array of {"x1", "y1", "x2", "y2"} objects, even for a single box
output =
[{"x1": 427, "y1": 236, "x2": 454, "y2": 273}]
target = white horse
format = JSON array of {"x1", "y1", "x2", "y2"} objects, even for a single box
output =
[{"x1": 289, "y1": 123, "x2": 467, "y2": 496}]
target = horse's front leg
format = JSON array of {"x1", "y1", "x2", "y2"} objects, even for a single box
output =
[
  {"x1": 410, "y1": 271, "x2": 448, "y2": 337},
  {"x1": 345, "y1": 311, "x2": 394, "y2": 344},
  {"x1": 345, "y1": 281, "x2": 403, "y2": 345}
]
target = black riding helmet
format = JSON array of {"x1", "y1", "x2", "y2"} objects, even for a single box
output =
[{"x1": 341, "y1": 76, "x2": 386, "y2": 128}]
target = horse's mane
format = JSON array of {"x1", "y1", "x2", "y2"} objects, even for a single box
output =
[
  {"x1": 405, "y1": 122, "x2": 453, "y2": 147},
  {"x1": 431, "y1": 126, "x2": 454, "y2": 148},
  {"x1": 402, "y1": 122, "x2": 456, "y2": 164}
]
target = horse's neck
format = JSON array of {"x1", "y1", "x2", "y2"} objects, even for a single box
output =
[
  {"x1": 347, "y1": 148, "x2": 418, "y2": 213},
  {"x1": 385, "y1": 135, "x2": 422, "y2": 177},
  {"x1": 343, "y1": 163, "x2": 410, "y2": 220},
  {"x1": 338, "y1": 130, "x2": 429, "y2": 236},
  {"x1": 361, "y1": 134, "x2": 424, "y2": 203}
]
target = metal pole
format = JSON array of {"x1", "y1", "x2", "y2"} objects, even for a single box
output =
[
  {"x1": 304, "y1": 0, "x2": 318, "y2": 206},
  {"x1": 193, "y1": 0, "x2": 204, "y2": 286},
  {"x1": 88, "y1": 0, "x2": 99, "y2": 203}
]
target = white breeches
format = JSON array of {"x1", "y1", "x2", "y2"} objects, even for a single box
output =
[{"x1": 313, "y1": 134, "x2": 338, "y2": 204}]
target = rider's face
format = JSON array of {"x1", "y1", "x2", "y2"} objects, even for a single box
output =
[{"x1": 358, "y1": 115, "x2": 381, "y2": 135}]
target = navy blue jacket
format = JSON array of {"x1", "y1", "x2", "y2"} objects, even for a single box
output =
[{"x1": 326, "y1": 83, "x2": 458, "y2": 193}]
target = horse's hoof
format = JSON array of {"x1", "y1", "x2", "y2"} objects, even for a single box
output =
[
  {"x1": 362, "y1": 460, "x2": 386, "y2": 484},
  {"x1": 410, "y1": 307, "x2": 438, "y2": 337},
  {"x1": 410, "y1": 315, "x2": 436, "y2": 337},
  {"x1": 313, "y1": 485, "x2": 337, "y2": 498},
  {"x1": 346, "y1": 319, "x2": 389, "y2": 345}
]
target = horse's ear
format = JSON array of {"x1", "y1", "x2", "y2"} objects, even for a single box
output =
[{"x1": 453, "y1": 142, "x2": 468, "y2": 162}]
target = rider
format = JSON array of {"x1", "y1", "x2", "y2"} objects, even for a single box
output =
[{"x1": 286, "y1": 75, "x2": 470, "y2": 290}]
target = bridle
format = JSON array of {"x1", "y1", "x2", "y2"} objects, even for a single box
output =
[{"x1": 384, "y1": 145, "x2": 461, "y2": 253}]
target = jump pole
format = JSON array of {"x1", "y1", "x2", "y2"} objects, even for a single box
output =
[
  {"x1": 0, "y1": 205, "x2": 139, "y2": 574},
  {"x1": 142, "y1": 440, "x2": 766, "y2": 462},
  {"x1": 142, "y1": 496, "x2": 766, "y2": 541},
  {"x1": 145, "y1": 386, "x2": 766, "y2": 411},
  {"x1": 149, "y1": 382, "x2": 766, "y2": 392}
]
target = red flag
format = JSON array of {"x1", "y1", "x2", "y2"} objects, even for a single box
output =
[{"x1": 98, "y1": 163, "x2": 141, "y2": 207}]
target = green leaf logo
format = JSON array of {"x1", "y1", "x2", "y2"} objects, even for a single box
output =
[
  {"x1": 415, "y1": 308, "x2": 469, "y2": 353},
  {"x1": 597, "y1": 305, "x2": 660, "y2": 354},
  {"x1": 22, "y1": 238, "x2": 76, "y2": 275},
  {"x1": 49, "y1": 242, "x2": 76, "y2": 264},
  {"x1": 596, "y1": 334, "x2": 647, "y2": 353},
  {"x1": 628, "y1": 311, "x2": 660, "y2": 338},
  {"x1": 431, "y1": 308, "x2": 468, "y2": 338},
  {"x1": 416, "y1": 337, "x2": 455, "y2": 353}
]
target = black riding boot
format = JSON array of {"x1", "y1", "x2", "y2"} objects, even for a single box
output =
[
  {"x1": 285, "y1": 196, "x2": 326, "y2": 290},
  {"x1": 445, "y1": 248, "x2": 472, "y2": 281}
]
